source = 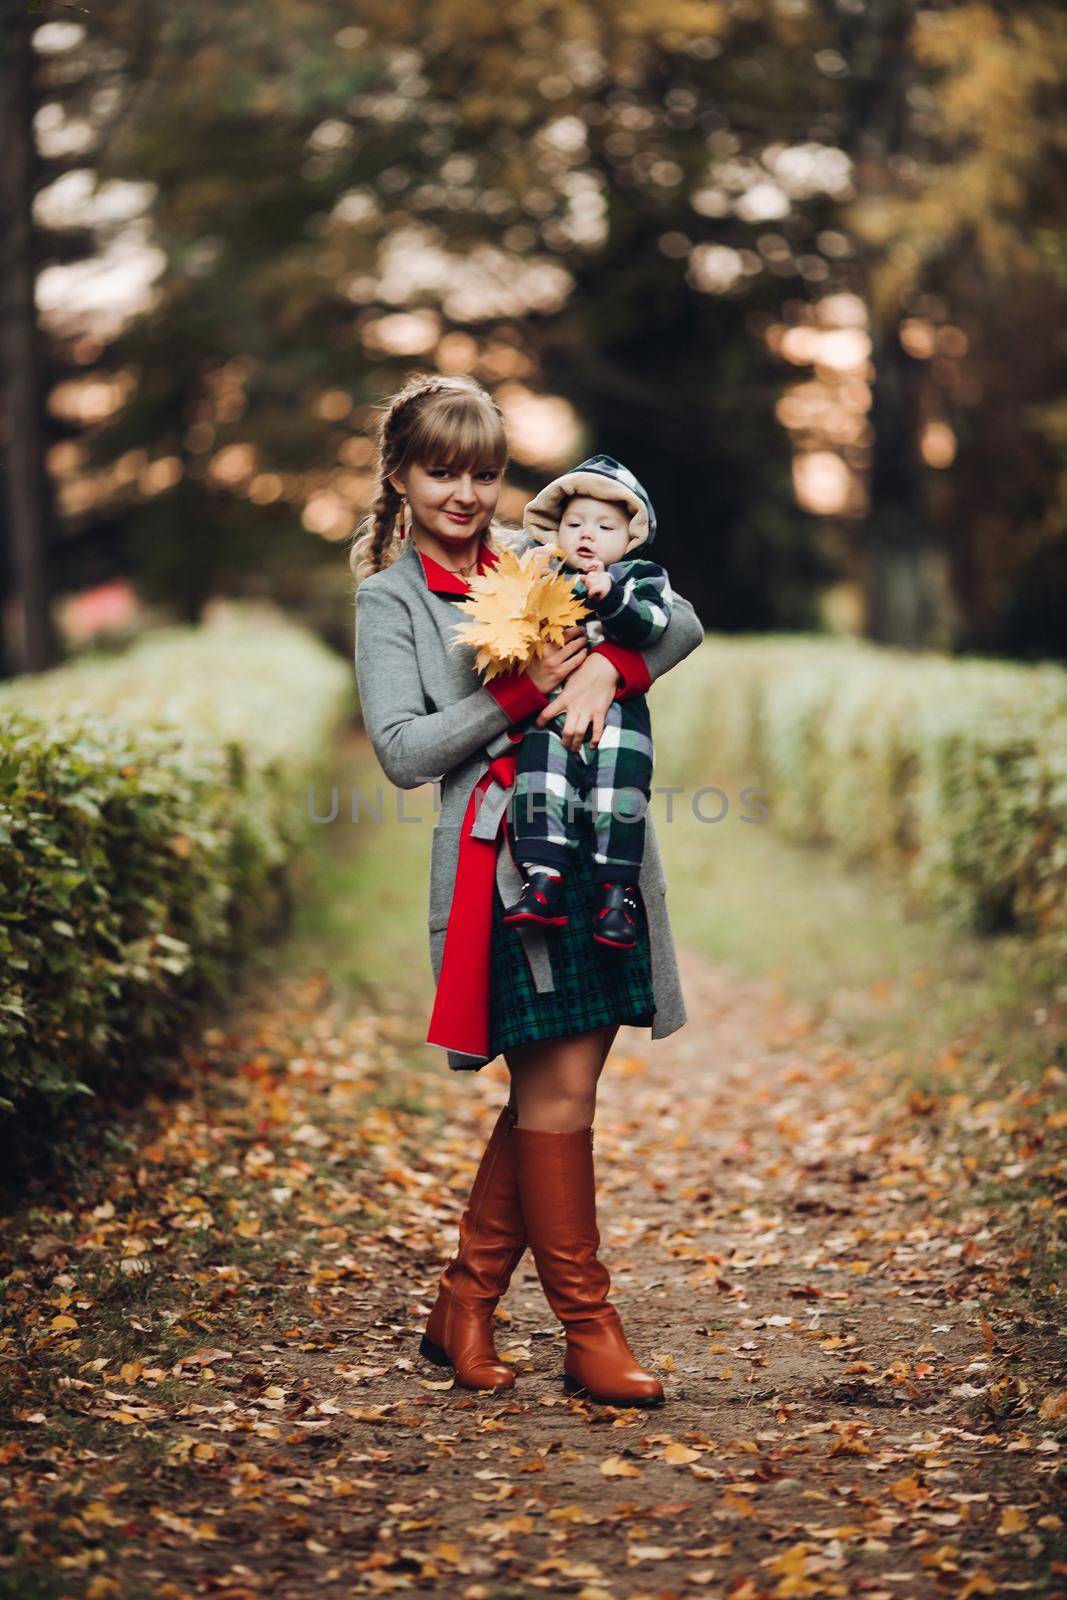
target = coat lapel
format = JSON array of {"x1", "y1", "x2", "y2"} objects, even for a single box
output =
[{"x1": 415, "y1": 537, "x2": 499, "y2": 598}]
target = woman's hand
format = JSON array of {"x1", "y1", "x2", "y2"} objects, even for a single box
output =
[
  {"x1": 532, "y1": 635, "x2": 622, "y2": 753},
  {"x1": 525, "y1": 626, "x2": 589, "y2": 696}
]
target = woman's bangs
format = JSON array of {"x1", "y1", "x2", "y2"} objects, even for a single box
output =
[{"x1": 411, "y1": 396, "x2": 507, "y2": 474}]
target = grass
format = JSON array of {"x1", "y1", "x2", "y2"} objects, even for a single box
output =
[
  {"x1": 282, "y1": 724, "x2": 439, "y2": 1016},
  {"x1": 655, "y1": 767, "x2": 1066, "y2": 1093}
]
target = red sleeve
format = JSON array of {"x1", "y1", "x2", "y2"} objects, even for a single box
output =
[
  {"x1": 589, "y1": 641, "x2": 652, "y2": 701},
  {"x1": 484, "y1": 667, "x2": 551, "y2": 722}
]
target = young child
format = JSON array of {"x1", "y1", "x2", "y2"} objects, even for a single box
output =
[{"x1": 501, "y1": 455, "x2": 673, "y2": 950}]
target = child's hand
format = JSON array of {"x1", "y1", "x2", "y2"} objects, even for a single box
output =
[{"x1": 583, "y1": 559, "x2": 612, "y2": 600}]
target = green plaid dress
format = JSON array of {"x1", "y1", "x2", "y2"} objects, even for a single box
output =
[{"x1": 487, "y1": 805, "x2": 656, "y2": 1057}]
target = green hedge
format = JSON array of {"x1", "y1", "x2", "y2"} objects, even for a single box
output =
[
  {"x1": 0, "y1": 606, "x2": 353, "y2": 1118},
  {"x1": 653, "y1": 636, "x2": 1067, "y2": 944}
]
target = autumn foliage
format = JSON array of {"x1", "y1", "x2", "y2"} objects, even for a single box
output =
[{"x1": 448, "y1": 544, "x2": 590, "y2": 682}]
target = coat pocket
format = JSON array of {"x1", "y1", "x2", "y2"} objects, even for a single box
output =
[{"x1": 428, "y1": 824, "x2": 462, "y2": 932}]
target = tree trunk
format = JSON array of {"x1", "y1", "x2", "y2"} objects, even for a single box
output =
[
  {"x1": 863, "y1": 316, "x2": 929, "y2": 646},
  {"x1": 0, "y1": 4, "x2": 60, "y2": 675},
  {"x1": 825, "y1": 0, "x2": 943, "y2": 648}
]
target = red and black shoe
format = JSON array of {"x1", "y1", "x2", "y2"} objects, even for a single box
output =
[
  {"x1": 592, "y1": 881, "x2": 639, "y2": 949},
  {"x1": 502, "y1": 868, "x2": 569, "y2": 928}
]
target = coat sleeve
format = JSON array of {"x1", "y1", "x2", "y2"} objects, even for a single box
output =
[
  {"x1": 589, "y1": 583, "x2": 703, "y2": 699},
  {"x1": 355, "y1": 581, "x2": 527, "y2": 789},
  {"x1": 585, "y1": 559, "x2": 673, "y2": 648}
]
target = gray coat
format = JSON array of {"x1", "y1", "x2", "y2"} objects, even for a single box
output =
[{"x1": 354, "y1": 526, "x2": 704, "y2": 1070}]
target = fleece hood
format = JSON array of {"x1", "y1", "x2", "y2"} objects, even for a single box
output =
[{"x1": 523, "y1": 454, "x2": 657, "y2": 555}]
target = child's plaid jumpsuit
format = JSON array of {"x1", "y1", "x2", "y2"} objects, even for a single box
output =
[{"x1": 507, "y1": 558, "x2": 673, "y2": 885}]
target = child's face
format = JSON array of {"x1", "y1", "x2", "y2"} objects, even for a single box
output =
[{"x1": 556, "y1": 495, "x2": 630, "y2": 570}]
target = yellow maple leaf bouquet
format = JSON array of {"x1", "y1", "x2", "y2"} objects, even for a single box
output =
[{"x1": 449, "y1": 543, "x2": 592, "y2": 683}]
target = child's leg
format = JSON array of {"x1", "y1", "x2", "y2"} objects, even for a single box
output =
[
  {"x1": 585, "y1": 700, "x2": 654, "y2": 883},
  {"x1": 507, "y1": 706, "x2": 588, "y2": 877}
]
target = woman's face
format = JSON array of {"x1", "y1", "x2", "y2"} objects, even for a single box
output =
[{"x1": 391, "y1": 459, "x2": 502, "y2": 548}]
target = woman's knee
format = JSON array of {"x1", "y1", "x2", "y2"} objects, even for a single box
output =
[
  {"x1": 506, "y1": 1036, "x2": 606, "y2": 1129},
  {"x1": 540, "y1": 1072, "x2": 597, "y2": 1122},
  {"x1": 514, "y1": 1085, "x2": 596, "y2": 1131}
]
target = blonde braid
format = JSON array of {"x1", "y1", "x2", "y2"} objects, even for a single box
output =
[{"x1": 366, "y1": 474, "x2": 404, "y2": 569}]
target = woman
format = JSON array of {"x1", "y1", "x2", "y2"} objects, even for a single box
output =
[{"x1": 351, "y1": 373, "x2": 703, "y2": 1407}]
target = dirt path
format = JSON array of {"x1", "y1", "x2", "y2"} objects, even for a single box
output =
[{"x1": 2, "y1": 947, "x2": 1064, "y2": 1599}]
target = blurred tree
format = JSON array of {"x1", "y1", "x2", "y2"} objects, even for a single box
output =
[
  {"x1": 2, "y1": 0, "x2": 162, "y2": 670},
  {"x1": 810, "y1": 0, "x2": 931, "y2": 647},
  {"x1": 1, "y1": 0, "x2": 61, "y2": 673},
  {"x1": 15, "y1": 0, "x2": 1066, "y2": 663},
  {"x1": 38, "y1": 0, "x2": 842, "y2": 634},
  {"x1": 345, "y1": 0, "x2": 846, "y2": 627},
  {"x1": 840, "y1": 0, "x2": 1067, "y2": 656},
  {"x1": 76, "y1": 0, "x2": 385, "y2": 621}
]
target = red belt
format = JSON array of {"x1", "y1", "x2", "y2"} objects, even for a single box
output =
[{"x1": 426, "y1": 743, "x2": 519, "y2": 1058}]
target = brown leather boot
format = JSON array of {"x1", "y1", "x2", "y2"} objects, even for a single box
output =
[
  {"x1": 420, "y1": 1104, "x2": 527, "y2": 1391},
  {"x1": 514, "y1": 1124, "x2": 664, "y2": 1407}
]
